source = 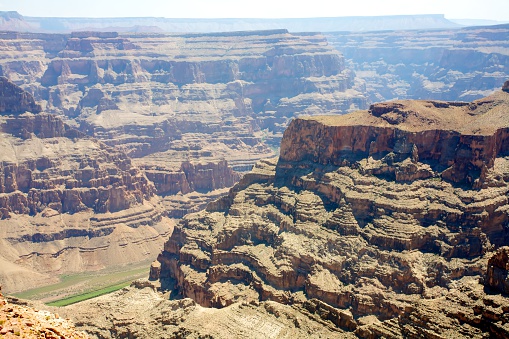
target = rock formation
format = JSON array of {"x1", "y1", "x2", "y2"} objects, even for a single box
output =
[
  {"x1": 0, "y1": 29, "x2": 365, "y2": 218},
  {"x1": 486, "y1": 246, "x2": 509, "y2": 294},
  {"x1": 0, "y1": 76, "x2": 41, "y2": 114},
  {"x1": 0, "y1": 78, "x2": 173, "y2": 294},
  {"x1": 154, "y1": 85, "x2": 509, "y2": 337},
  {"x1": 0, "y1": 285, "x2": 88, "y2": 338},
  {"x1": 15, "y1": 12, "x2": 459, "y2": 34},
  {"x1": 56, "y1": 281, "x2": 356, "y2": 338},
  {"x1": 328, "y1": 24, "x2": 509, "y2": 103}
]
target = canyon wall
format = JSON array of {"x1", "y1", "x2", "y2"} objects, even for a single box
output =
[
  {"x1": 328, "y1": 24, "x2": 509, "y2": 103},
  {"x1": 1, "y1": 11, "x2": 460, "y2": 33},
  {"x1": 0, "y1": 29, "x2": 365, "y2": 218},
  {"x1": 0, "y1": 78, "x2": 174, "y2": 293},
  {"x1": 154, "y1": 87, "x2": 509, "y2": 337}
]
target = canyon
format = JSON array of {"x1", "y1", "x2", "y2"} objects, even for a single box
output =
[
  {"x1": 0, "y1": 28, "x2": 363, "y2": 293},
  {"x1": 0, "y1": 77, "x2": 174, "y2": 293},
  {"x1": 150, "y1": 85, "x2": 509, "y2": 337},
  {"x1": 0, "y1": 13, "x2": 508, "y2": 338},
  {"x1": 327, "y1": 24, "x2": 509, "y2": 103},
  {"x1": 0, "y1": 28, "x2": 364, "y2": 220}
]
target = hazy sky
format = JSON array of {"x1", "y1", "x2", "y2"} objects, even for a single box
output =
[{"x1": 2, "y1": 0, "x2": 508, "y2": 21}]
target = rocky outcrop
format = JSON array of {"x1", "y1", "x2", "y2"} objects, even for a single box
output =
[
  {"x1": 0, "y1": 286, "x2": 88, "y2": 338},
  {"x1": 279, "y1": 91, "x2": 509, "y2": 187},
  {"x1": 0, "y1": 77, "x2": 41, "y2": 114},
  {"x1": 486, "y1": 247, "x2": 509, "y2": 294},
  {"x1": 155, "y1": 87, "x2": 509, "y2": 336},
  {"x1": 504, "y1": 80, "x2": 509, "y2": 93}
]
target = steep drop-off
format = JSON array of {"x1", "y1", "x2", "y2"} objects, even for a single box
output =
[{"x1": 154, "y1": 85, "x2": 509, "y2": 337}]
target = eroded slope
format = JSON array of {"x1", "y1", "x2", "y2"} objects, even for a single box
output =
[{"x1": 154, "y1": 85, "x2": 509, "y2": 337}]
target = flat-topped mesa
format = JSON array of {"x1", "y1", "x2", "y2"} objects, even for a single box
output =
[
  {"x1": 279, "y1": 88, "x2": 509, "y2": 186},
  {"x1": 0, "y1": 77, "x2": 41, "y2": 114}
]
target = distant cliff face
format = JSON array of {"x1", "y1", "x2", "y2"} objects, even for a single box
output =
[
  {"x1": 0, "y1": 29, "x2": 365, "y2": 218},
  {"x1": 154, "y1": 87, "x2": 509, "y2": 337},
  {"x1": 0, "y1": 78, "x2": 173, "y2": 293},
  {"x1": 327, "y1": 25, "x2": 509, "y2": 103},
  {"x1": 0, "y1": 77, "x2": 41, "y2": 114},
  {"x1": 14, "y1": 13, "x2": 459, "y2": 33}
]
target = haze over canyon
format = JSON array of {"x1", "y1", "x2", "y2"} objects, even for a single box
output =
[{"x1": 0, "y1": 10, "x2": 508, "y2": 339}]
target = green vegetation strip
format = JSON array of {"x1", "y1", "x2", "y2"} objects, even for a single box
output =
[
  {"x1": 45, "y1": 281, "x2": 131, "y2": 307},
  {"x1": 14, "y1": 264, "x2": 150, "y2": 300}
]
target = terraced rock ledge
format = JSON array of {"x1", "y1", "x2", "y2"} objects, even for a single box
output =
[{"x1": 153, "y1": 83, "x2": 509, "y2": 337}]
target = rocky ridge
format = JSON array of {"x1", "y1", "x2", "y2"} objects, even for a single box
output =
[
  {"x1": 4, "y1": 11, "x2": 460, "y2": 33},
  {"x1": 153, "y1": 85, "x2": 509, "y2": 337},
  {"x1": 0, "y1": 78, "x2": 173, "y2": 293}
]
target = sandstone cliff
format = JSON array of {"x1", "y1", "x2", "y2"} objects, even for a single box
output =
[{"x1": 154, "y1": 86, "x2": 509, "y2": 337}]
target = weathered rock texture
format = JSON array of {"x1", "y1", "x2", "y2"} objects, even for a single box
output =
[
  {"x1": 56, "y1": 282, "x2": 356, "y2": 339},
  {"x1": 0, "y1": 29, "x2": 365, "y2": 217},
  {"x1": 0, "y1": 286, "x2": 89, "y2": 338},
  {"x1": 486, "y1": 246, "x2": 509, "y2": 294},
  {"x1": 155, "y1": 87, "x2": 509, "y2": 337},
  {"x1": 0, "y1": 76, "x2": 41, "y2": 114},
  {"x1": 0, "y1": 79, "x2": 173, "y2": 293},
  {"x1": 327, "y1": 24, "x2": 509, "y2": 103}
]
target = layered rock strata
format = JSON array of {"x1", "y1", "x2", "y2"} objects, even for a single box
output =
[
  {"x1": 0, "y1": 29, "x2": 365, "y2": 216},
  {"x1": 0, "y1": 79, "x2": 173, "y2": 293},
  {"x1": 154, "y1": 87, "x2": 509, "y2": 337},
  {"x1": 57, "y1": 281, "x2": 356, "y2": 338},
  {"x1": 328, "y1": 24, "x2": 509, "y2": 103},
  {"x1": 144, "y1": 160, "x2": 242, "y2": 218}
]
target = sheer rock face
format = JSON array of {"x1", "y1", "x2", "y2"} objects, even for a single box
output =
[
  {"x1": 155, "y1": 88, "x2": 509, "y2": 337},
  {"x1": 0, "y1": 77, "x2": 41, "y2": 114},
  {"x1": 0, "y1": 112, "x2": 154, "y2": 216},
  {"x1": 145, "y1": 160, "x2": 241, "y2": 196},
  {"x1": 280, "y1": 91, "x2": 509, "y2": 186}
]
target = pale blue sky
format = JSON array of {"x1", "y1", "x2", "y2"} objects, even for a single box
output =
[{"x1": 2, "y1": 0, "x2": 508, "y2": 21}]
